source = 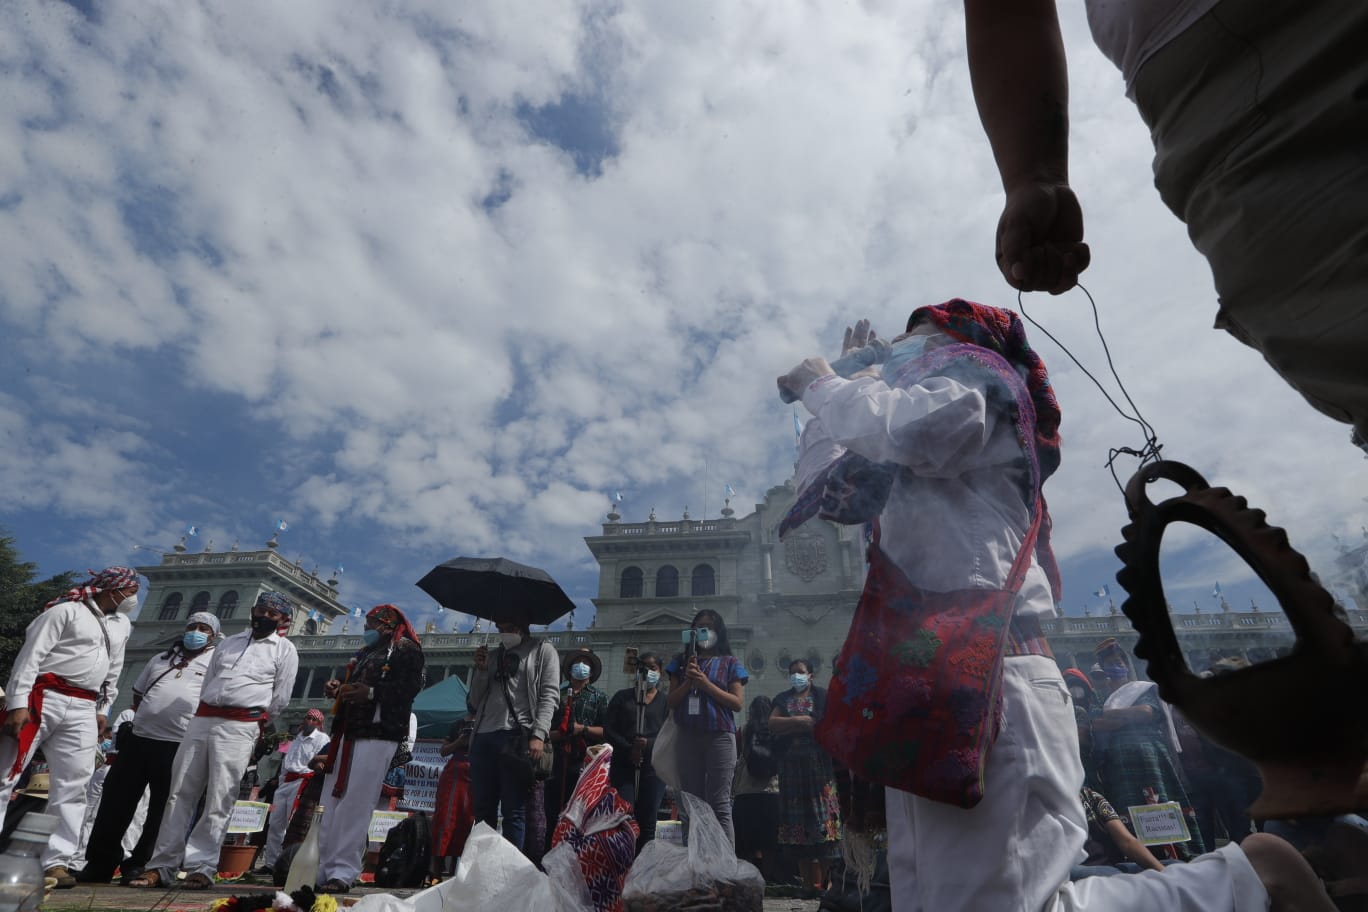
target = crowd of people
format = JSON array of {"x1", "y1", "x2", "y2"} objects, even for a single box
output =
[{"x1": 0, "y1": 580, "x2": 433, "y2": 895}]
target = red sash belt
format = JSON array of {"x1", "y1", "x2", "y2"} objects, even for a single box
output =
[
  {"x1": 283, "y1": 770, "x2": 313, "y2": 783},
  {"x1": 1004, "y1": 614, "x2": 1054, "y2": 659},
  {"x1": 3, "y1": 673, "x2": 99, "y2": 777},
  {"x1": 195, "y1": 701, "x2": 268, "y2": 722}
]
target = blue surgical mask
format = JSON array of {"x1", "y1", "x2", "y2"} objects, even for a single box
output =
[
  {"x1": 363, "y1": 628, "x2": 382, "y2": 647},
  {"x1": 880, "y1": 334, "x2": 930, "y2": 386},
  {"x1": 570, "y1": 662, "x2": 591, "y2": 681},
  {"x1": 790, "y1": 672, "x2": 810, "y2": 691},
  {"x1": 100, "y1": 739, "x2": 114, "y2": 753},
  {"x1": 183, "y1": 630, "x2": 210, "y2": 651},
  {"x1": 645, "y1": 670, "x2": 661, "y2": 687}
]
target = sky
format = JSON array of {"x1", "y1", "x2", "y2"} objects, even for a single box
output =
[{"x1": 2, "y1": 0, "x2": 1365, "y2": 635}]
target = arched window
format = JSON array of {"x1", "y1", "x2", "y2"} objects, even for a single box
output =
[
  {"x1": 620, "y1": 566, "x2": 643, "y2": 599},
  {"x1": 190, "y1": 591, "x2": 211, "y2": 615},
  {"x1": 216, "y1": 590, "x2": 239, "y2": 620},
  {"x1": 158, "y1": 592, "x2": 184, "y2": 621},
  {"x1": 655, "y1": 565, "x2": 679, "y2": 598},
  {"x1": 691, "y1": 564, "x2": 716, "y2": 597}
]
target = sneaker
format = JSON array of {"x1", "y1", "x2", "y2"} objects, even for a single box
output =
[{"x1": 45, "y1": 866, "x2": 77, "y2": 889}]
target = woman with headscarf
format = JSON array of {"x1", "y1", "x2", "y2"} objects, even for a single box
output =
[
  {"x1": 778, "y1": 301, "x2": 1320, "y2": 910},
  {"x1": 314, "y1": 604, "x2": 425, "y2": 893}
]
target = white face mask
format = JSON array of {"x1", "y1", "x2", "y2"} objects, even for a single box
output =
[
  {"x1": 645, "y1": 670, "x2": 661, "y2": 687},
  {"x1": 114, "y1": 592, "x2": 139, "y2": 615},
  {"x1": 790, "y1": 672, "x2": 810, "y2": 691},
  {"x1": 500, "y1": 632, "x2": 523, "y2": 649},
  {"x1": 695, "y1": 627, "x2": 717, "y2": 650}
]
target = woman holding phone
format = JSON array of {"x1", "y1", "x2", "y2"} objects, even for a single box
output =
[{"x1": 664, "y1": 609, "x2": 747, "y2": 846}]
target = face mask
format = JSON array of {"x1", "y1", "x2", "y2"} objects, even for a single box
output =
[
  {"x1": 570, "y1": 662, "x2": 591, "y2": 681},
  {"x1": 500, "y1": 632, "x2": 523, "y2": 649},
  {"x1": 645, "y1": 670, "x2": 661, "y2": 687},
  {"x1": 183, "y1": 630, "x2": 210, "y2": 651},
  {"x1": 790, "y1": 672, "x2": 810, "y2": 690},
  {"x1": 695, "y1": 627, "x2": 717, "y2": 649},
  {"x1": 363, "y1": 628, "x2": 382, "y2": 647},
  {"x1": 251, "y1": 615, "x2": 278, "y2": 637},
  {"x1": 880, "y1": 334, "x2": 931, "y2": 386},
  {"x1": 114, "y1": 592, "x2": 139, "y2": 615},
  {"x1": 100, "y1": 740, "x2": 114, "y2": 754}
]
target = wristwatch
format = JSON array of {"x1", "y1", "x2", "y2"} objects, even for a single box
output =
[{"x1": 367, "y1": 686, "x2": 375, "y2": 701}]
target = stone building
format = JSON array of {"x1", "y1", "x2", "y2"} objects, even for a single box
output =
[{"x1": 116, "y1": 483, "x2": 1368, "y2": 730}]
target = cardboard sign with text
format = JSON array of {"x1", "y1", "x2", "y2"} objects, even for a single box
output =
[
  {"x1": 226, "y1": 801, "x2": 271, "y2": 834},
  {"x1": 1128, "y1": 801, "x2": 1191, "y2": 846},
  {"x1": 397, "y1": 737, "x2": 446, "y2": 812}
]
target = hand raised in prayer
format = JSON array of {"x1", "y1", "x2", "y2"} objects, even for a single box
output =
[
  {"x1": 841, "y1": 319, "x2": 882, "y2": 379},
  {"x1": 777, "y1": 357, "x2": 835, "y2": 402}
]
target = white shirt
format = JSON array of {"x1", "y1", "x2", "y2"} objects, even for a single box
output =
[
  {"x1": 799, "y1": 370, "x2": 1055, "y2": 619},
  {"x1": 198, "y1": 629, "x2": 299, "y2": 719},
  {"x1": 5, "y1": 599, "x2": 131, "y2": 711},
  {"x1": 280, "y1": 728, "x2": 331, "y2": 776},
  {"x1": 1084, "y1": 0, "x2": 1221, "y2": 96},
  {"x1": 130, "y1": 646, "x2": 217, "y2": 742}
]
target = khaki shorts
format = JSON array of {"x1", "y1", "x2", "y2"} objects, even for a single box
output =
[{"x1": 1133, "y1": 0, "x2": 1368, "y2": 437}]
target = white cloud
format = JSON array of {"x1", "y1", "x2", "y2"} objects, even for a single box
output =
[{"x1": 1, "y1": 0, "x2": 1364, "y2": 616}]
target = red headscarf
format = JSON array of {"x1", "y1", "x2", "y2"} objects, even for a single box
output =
[
  {"x1": 908, "y1": 299, "x2": 1062, "y2": 480},
  {"x1": 45, "y1": 567, "x2": 139, "y2": 609},
  {"x1": 367, "y1": 603, "x2": 421, "y2": 646}
]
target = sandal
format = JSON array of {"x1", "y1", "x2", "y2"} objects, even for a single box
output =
[
  {"x1": 316, "y1": 879, "x2": 351, "y2": 894},
  {"x1": 183, "y1": 873, "x2": 215, "y2": 890},
  {"x1": 422, "y1": 874, "x2": 443, "y2": 888},
  {"x1": 126, "y1": 870, "x2": 164, "y2": 889}
]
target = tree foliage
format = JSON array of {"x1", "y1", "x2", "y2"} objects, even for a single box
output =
[{"x1": 0, "y1": 530, "x2": 78, "y2": 689}]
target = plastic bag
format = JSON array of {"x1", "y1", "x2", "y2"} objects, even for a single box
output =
[
  {"x1": 349, "y1": 822, "x2": 591, "y2": 912},
  {"x1": 621, "y1": 793, "x2": 764, "y2": 912},
  {"x1": 651, "y1": 716, "x2": 680, "y2": 792}
]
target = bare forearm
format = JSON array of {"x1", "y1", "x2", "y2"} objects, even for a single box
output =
[{"x1": 963, "y1": 0, "x2": 1070, "y2": 191}]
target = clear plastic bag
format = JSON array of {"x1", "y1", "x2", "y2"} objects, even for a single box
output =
[{"x1": 621, "y1": 793, "x2": 764, "y2": 912}]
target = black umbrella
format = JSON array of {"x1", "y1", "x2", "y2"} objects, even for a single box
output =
[{"x1": 416, "y1": 556, "x2": 576, "y2": 626}]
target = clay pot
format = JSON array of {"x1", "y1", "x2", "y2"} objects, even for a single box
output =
[
  {"x1": 217, "y1": 843, "x2": 259, "y2": 878},
  {"x1": 1115, "y1": 460, "x2": 1368, "y2": 819}
]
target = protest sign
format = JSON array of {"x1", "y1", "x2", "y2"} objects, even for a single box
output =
[
  {"x1": 227, "y1": 801, "x2": 271, "y2": 834},
  {"x1": 1128, "y1": 801, "x2": 1191, "y2": 846},
  {"x1": 397, "y1": 737, "x2": 445, "y2": 812},
  {"x1": 369, "y1": 810, "x2": 411, "y2": 843}
]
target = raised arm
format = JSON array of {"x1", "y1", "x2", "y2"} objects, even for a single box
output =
[{"x1": 963, "y1": 0, "x2": 1088, "y2": 293}]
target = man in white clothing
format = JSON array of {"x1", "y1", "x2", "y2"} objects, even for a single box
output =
[
  {"x1": 0, "y1": 566, "x2": 138, "y2": 888},
  {"x1": 258, "y1": 708, "x2": 329, "y2": 875},
  {"x1": 779, "y1": 302, "x2": 1330, "y2": 911},
  {"x1": 78, "y1": 612, "x2": 220, "y2": 884},
  {"x1": 131, "y1": 592, "x2": 298, "y2": 890}
]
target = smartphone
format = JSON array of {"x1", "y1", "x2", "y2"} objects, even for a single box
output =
[{"x1": 623, "y1": 646, "x2": 640, "y2": 675}]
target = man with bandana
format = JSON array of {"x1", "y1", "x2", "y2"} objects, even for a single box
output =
[
  {"x1": 258, "y1": 708, "x2": 330, "y2": 876},
  {"x1": 778, "y1": 301, "x2": 1332, "y2": 910},
  {"x1": 314, "y1": 604, "x2": 425, "y2": 894},
  {"x1": 131, "y1": 592, "x2": 298, "y2": 890},
  {"x1": 0, "y1": 567, "x2": 138, "y2": 888},
  {"x1": 77, "y1": 611, "x2": 221, "y2": 884}
]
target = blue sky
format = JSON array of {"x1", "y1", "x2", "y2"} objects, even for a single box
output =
[{"x1": 2, "y1": 0, "x2": 1365, "y2": 636}]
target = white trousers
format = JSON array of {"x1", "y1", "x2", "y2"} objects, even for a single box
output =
[
  {"x1": 264, "y1": 776, "x2": 306, "y2": 866},
  {"x1": 886, "y1": 655, "x2": 1267, "y2": 911},
  {"x1": 315, "y1": 738, "x2": 394, "y2": 885},
  {"x1": 70, "y1": 763, "x2": 111, "y2": 869},
  {"x1": 146, "y1": 716, "x2": 259, "y2": 879},
  {"x1": 0, "y1": 690, "x2": 98, "y2": 869}
]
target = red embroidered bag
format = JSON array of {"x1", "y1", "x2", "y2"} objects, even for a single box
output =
[{"x1": 815, "y1": 508, "x2": 1043, "y2": 808}]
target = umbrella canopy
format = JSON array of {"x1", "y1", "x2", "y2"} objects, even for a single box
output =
[
  {"x1": 416, "y1": 556, "x2": 576, "y2": 626},
  {"x1": 412, "y1": 675, "x2": 471, "y2": 739}
]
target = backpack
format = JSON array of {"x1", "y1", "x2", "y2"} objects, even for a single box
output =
[{"x1": 375, "y1": 813, "x2": 431, "y2": 888}]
